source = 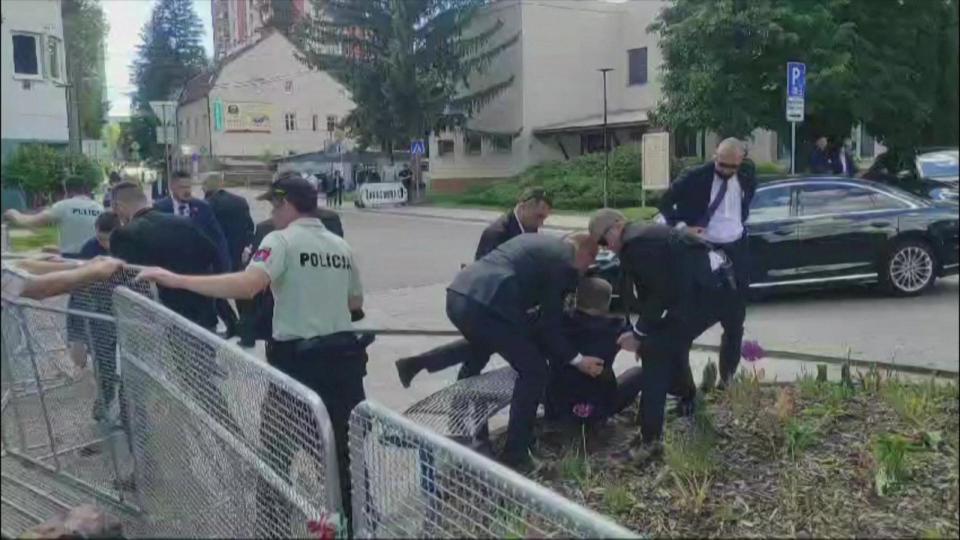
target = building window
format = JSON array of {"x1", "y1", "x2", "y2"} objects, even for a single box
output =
[
  {"x1": 12, "y1": 33, "x2": 42, "y2": 78},
  {"x1": 438, "y1": 139, "x2": 455, "y2": 157},
  {"x1": 674, "y1": 129, "x2": 700, "y2": 158},
  {"x1": 491, "y1": 135, "x2": 512, "y2": 154},
  {"x1": 312, "y1": 114, "x2": 319, "y2": 132},
  {"x1": 326, "y1": 115, "x2": 337, "y2": 133},
  {"x1": 464, "y1": 132, "x2": 482, "y2": 156},
  {"x1": 46, "y1": 36, "x2": 62, "y2": 81},
  {"x1": 627, "y1": 47, "x2": 648, "y2": 86},
  {"x1": 580, "y1": 133, "x2": 605, "y2": 154},
  {"x1": 284, "y1": 80, "x2": 293, "y2": 93},
  {"x1": 285, "y1": 113, "x2": 297, "y2": 132}
]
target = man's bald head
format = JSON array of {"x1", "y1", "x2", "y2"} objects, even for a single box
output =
[{"x1": 714, "y1": 137, "x2": 745, "y2": 179}]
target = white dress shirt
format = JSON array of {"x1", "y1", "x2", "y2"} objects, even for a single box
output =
[
  {"x1": 838, "y1": 152, "x2": 849, "y2": 175},
  {"x1": 702, "y1": 173, "x2": 744, "y2": 245}
]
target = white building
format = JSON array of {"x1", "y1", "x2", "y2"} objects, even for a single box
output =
[
  {"x1": 1, "y1": 0, "x2": 69, "y2": 162},
  {"x1": 176, "y1": 30, "x2": 355, "y2": 168}
]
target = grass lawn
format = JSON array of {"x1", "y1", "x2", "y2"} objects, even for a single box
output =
[
  {"x1": 9, "y1": 225, "x2": 58, "y2": 252},
  {"x1": 524, "y1": 364, "x2": 959, "y2": 538}
]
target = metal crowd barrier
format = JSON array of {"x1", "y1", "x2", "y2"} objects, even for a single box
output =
[
  {"x1": 348, "y1": 400, "x2": 637, "y2": 539},
  {"x1": 113, "y1": 287, "x2": 343, "y2": 538},
  {"x1": 1, "y1": 266, "x2": 155, "y2": 533}
]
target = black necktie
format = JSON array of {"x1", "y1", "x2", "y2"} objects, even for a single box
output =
[
  {"x1": 178, "y1": 203, "x2": 189, "y2": 217},
  {"x1": 698, "y1": 178, "x2": 728, "y2": 228}
]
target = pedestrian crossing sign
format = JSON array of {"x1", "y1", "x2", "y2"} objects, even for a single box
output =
[{"x1": 410, "y1": 140, "x2": 426, "y2": 155}]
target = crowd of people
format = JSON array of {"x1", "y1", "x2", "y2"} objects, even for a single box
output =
[{"x1": 2, "y1": 136, "x2": 756, "y2": 530}]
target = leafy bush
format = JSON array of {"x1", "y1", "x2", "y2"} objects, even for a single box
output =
[
  {"x1": 3, "y1": 145, "x2": 103, "y2": 198},
  {"x1": 453, "y1": 145, "x2": 657, "y2": 211}
]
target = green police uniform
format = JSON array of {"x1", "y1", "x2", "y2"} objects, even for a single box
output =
[
  {"x1": 48, "y1": 196, "x2": 103, "y2": 255},
  {"x1": 248, "y1": 217, "x2": 362, "y2": 340},
  {"x1": 247, "y1": 215, "x2": 365, "y2": 533}
]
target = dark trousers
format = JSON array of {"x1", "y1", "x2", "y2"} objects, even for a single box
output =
[
  {"x1": 236, "y1": 298, "x2": 257, "y2": 346},
  {"x1": 446, "y1": 291, "x2": 548, "y2": 462},
  {"x1": 714, "y1": 238, "x2": 749, "y2": 382},
  {"x1": 403, "y1": 338, "x2": 488, "y2": 376},
  {"x1": 545, "y1": 366, "x2": 645, "y2": 423},
  {"x1": 256, "y1": 334, "x2": 366, "y2": 537},
  {"x1": 216, "y1": 299, "x2": 239, "y2": 337}
]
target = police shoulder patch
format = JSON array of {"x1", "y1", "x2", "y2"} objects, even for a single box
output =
[{"x1": 253, "y1": 247, "x2": 272, "y2": 262}]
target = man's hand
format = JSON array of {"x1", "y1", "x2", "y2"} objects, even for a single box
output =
[
  {"x1": 689, "y1": 226, "x2": 707, "y2": 236},
  {"x1": 576, "y1": 356, "x2": 604, "y2": 378},
  {"x1": 87, "y1": 257, "x2": 124, "y2": 280},
  {"x1": 241, "y1": 245, "x2": 252, "y2": 265},
  {"x1": 617, "y1": 331, "x2": 642, "y2": 353},
  {"x1": 135, "y1": 266, "x2": 182, "y2": 288}
]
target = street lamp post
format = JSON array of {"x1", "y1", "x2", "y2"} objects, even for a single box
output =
[{"x1": 598, "y1": 68, "x2": 614, "y2": 208}]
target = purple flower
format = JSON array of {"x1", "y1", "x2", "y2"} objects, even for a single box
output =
[
  {"x1": 572, "y1": 403, "x2": 594, "y2": 419},
  {"x1": 741, "y1": 339, "x2": 766, "y2": 363}
]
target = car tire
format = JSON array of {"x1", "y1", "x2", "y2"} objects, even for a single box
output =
[{"x1": 880, "y1": 239, "x2": 937, "y2": 296}]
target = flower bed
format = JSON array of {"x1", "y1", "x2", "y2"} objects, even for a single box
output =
[{"x1": 530, "y1": 365, "x2": 960, "y2": 538}]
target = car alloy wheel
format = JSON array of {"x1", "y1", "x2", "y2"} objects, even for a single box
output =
[{"x1": 888, "y1": 245, "x2": 934, "y2": 294}]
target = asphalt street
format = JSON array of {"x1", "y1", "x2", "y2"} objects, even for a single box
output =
[{"x1": 236, "y1": 189, "x2": 959, "y2": 380}]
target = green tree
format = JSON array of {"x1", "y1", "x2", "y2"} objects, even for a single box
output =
[
  {"x1": 3, "y1": 146, "x2": 103, "y2": 197},
  {"x1": 293, "y1": 0, "x2": 518, "y2": 155},
  {"x1": 650, "y1": 0, "x2": 959, "y2": 151},
  {"x1": 130, "y1": 0, "x2": 209, "y2": 161},
  {"x1": 62, "y1": 0, "x2": 110, "y2": 140}
]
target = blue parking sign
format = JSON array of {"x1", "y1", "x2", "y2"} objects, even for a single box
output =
[{"x1": 787, "y1": 62, "x2": 806, "y2": 99}]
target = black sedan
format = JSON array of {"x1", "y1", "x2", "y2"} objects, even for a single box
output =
[
  {"x1": 863, "y1": 148, "x2": 959, "y2": 203},
  {"x1": 591, "y1": 177, "x2": 959, "y2": 299}
]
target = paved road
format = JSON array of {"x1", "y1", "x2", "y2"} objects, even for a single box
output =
[{"x1": 234, "y1": 188, "x2": 959, "y2": 375}]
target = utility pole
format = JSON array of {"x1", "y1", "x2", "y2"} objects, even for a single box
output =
[{"x1": 598, "y1": 68, "x2": 614, "y2": 208}]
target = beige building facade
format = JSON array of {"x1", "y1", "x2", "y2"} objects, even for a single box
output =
[
  {"x1": 429, "y1": 0, "x2": 784, "y2": 192},
  {"x1": 176, "y1": 30, "x2": 355, "y2": 168}
]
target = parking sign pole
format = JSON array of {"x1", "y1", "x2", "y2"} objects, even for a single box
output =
[{"x1": 791, "y1": 121, "x2": 796, "y2": 175}]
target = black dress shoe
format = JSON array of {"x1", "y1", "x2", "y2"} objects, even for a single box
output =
[
  {"x1": 672, "y1": 395, "x2": 697, "y2": 418},
  {"x1": 395, "y1": 357, "x2": 422, "y2": 389}
]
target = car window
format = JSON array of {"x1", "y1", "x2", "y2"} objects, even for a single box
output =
[
  {"x1": 798, "y1": 184, "x2": 877, "y2": 216},
  {"x1": 871, "y1": 192, "x2": 911, "y2": 210},
  {"x1": 749, "y1": 186, "x2": 792, "y2": 223},
  {"x1": 917, "y1": 151, "x2": 959, "y2": 179}
]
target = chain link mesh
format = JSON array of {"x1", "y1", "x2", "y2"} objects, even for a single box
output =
[
  {"x1": 349, "y1": 400, "x2": 637, "y2": 539},
  {"x1": 402, "y1": 367, "x2": 515, "y2": 439},
  {"x1": 113, "y1": 287, "x2": 344, "y2": 538}
]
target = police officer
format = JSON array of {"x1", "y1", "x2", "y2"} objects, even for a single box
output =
[
  {"x1": 589, "y1": 209, "x2": 729, "y2": 462},
  {"x1": 137, "y1": 173, "x2": 367, "y2": 533}
]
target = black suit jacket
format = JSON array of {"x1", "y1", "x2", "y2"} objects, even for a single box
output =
[
  {"x1": 619, "y1": 222, "x2": 714, "y2": 333},
  {"x1": 154, "y1": 196, "x2": 231, "y2": 273},
  {"x1": 658, "y1": 162, "x2": 756, "y2": 229},
  {"x1": 110, "y1": 208, "x2": 219, "y2": 329},
  {"x1": 809, "y1": 148, "x2": 833, "y2": 174},
  {"x1": 205, "y1": 189, "x2": 254, "y2": 270},
  {"x1": 475, "y1": 211, "x2": 526, "y2": 260},
  {"x1": 449, "y1": 234, "x2": 580, "y2": 363}
]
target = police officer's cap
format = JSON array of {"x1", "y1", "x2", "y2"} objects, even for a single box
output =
[{"x1": 258, "y1": 172, "x2": 317, "y2": 209}]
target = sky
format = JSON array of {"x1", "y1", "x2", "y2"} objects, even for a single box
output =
[{"x1": 103, "y1": 0, "x2": 214, "y2": 118}]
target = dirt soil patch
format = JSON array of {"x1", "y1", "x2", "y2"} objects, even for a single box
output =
[{"x1": 529, "y1": 366, "x2": 960, "y2": 538}]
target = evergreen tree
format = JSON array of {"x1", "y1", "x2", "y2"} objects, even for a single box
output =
[
  {"x1": 292, "y1": 0, "x2": 518, "y2": 155},
  {"x1": 130, "y1": 0, "x2": 209, "y2": 161},
  {"x1": 62, "y1": 0, "x2": 109, "y2": 140}
]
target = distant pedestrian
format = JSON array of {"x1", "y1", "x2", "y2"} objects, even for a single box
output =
[
  {"x1": 832, "y1": 137, "x2": 858, "y2": 177},
  {"x1": 809, "y1": 136, "x2": 833, "y2": 174},
  {"x1": 103, "y1": 171, "x2": 123, "y2": 208},
  {"x1": 333, "y1": 170, "x2": 344, "y2": 208}
]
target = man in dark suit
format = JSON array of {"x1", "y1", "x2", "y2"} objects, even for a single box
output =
[
  {"x1": 444, "y1": 233, "x2": 601, "y2": 470},
  {"x1": 658, "y1": 138, "x2": 754, "y2": 387},
  {"x1": 394, "y1": 187, "x2": 553, "y2": 387},
  {"x1": 202, "y1": 176, "x2": 254, "y2": 339},
  {"x1": 236, "y1": 178, "x2": 345, "y2": 348},
  {"x1": 832, "y1": 137, "x2": 858, "y2": 177},
  {"x1": 110, "y1": 181, "x2": 241, "y2": 436},
  {"x1": 590, "y1": 209, "x2": 730, "y2": 459},
  {"x1": 809, "y1": 136, "x2": 833, "y2": 174},
  {"x1": 154, "y1": 171, "x2": 235, "y2": 335}
]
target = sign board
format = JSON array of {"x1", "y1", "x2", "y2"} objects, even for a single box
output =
[
  {"x1": 224, "y1": 102, "x2": 273, "y2": 132},
  {"x1": 149, "y1": 100, "x2": 177, "y2": 119},
  {"x1": 786, "y1": 61, "x2": 806, "y2": 122},
  {"x1": 410, "y1": 140, "x2": 426, "y2": 156},
  {"x1": 213, "y1": 99, "x2": 225, "y2": 132},
  {"x1": 149, "y1": 101, "x2": 178, "y2": 145},
  {"x1": 641, "y1": 132, "x2": 671, "y2": 190},
  {"x1": 356, "y1": 182, "x2": 407, "y2": 208}
]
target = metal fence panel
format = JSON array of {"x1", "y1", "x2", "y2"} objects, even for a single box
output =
[
  {"x1": 349, "y1": 400, "x2": 637, "y2": 539},
  {"x1": 113, "y1": 287, "x2": 344, "y2": 538}
]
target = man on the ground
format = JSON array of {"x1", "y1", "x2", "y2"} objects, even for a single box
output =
[
  {"x1": 657, "y1": 137, "x2": 754, "y2": 386},
  {"x1": 394, "y1": 187, "x2": 553, "y2": 387}
]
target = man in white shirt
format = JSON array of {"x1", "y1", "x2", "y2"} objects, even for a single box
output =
[
  {"x1": 657, "y1": 138, "x2": 756, "y2": 386},
  {"x1": 833, "y1": 137, "x2": 858, "y2": 177},
  {"x1": 4, "y1": 176, "x2": 103, "y2": 257}
]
